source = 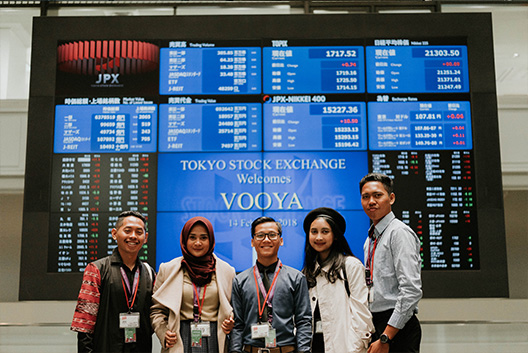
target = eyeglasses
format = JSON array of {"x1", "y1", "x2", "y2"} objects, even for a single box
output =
[{"x1": 253, "y1": 232, "x2": 281, "y2": 241}]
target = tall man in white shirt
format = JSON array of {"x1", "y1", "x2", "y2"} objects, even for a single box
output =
[{"x1": 360, "y1": 173, "x2": 422, "y2": 353}]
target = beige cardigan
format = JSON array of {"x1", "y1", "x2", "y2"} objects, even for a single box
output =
[{"x1": 150, "y1": 255, "x2": 236, "y2": 353}]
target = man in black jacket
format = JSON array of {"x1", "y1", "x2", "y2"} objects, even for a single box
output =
[{"x1": 71, "y1": 210, "x2": 155, "y2": 353}]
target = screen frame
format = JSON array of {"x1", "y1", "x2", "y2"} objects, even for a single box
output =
[{"x1": 20, "y1": 13, "x2": 508, "y2": 300}]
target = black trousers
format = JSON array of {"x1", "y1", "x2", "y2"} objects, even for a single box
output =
[{"x1": 371, "y1": 309, "x2": 421, "y2": 353}]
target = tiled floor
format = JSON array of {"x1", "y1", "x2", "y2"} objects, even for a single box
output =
[{"x1": 0, "y1": 322, "x2": 526, "y2": 353}]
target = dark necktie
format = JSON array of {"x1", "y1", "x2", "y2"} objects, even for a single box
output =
[
  {"x1": 261, "y1": 268, "x2": 271, "y2": 291},
  {"x1": 260, "y1": 267, "x2": 272, "y2": 322},
  {"x1": 369, "y1": 226, "x2": 375, "y2": 239}
]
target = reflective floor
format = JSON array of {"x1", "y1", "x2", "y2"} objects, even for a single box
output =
[
  {"x1": 421, "y1": 322, "x2": 528, "y2": 353},
  {"x1": 0, "y1": 322, "x2": 526, "y2": 353}
]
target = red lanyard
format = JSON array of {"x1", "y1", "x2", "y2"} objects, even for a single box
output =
[
  {"x1": 120, "y1": 267, "x2": 140, "y2": 312},
  {"x1": 192, "y1": 283, "x2": 208, "y2": 322},
  {"x1": 253, "y1": 261, "x2": 282, "y2": 322},
  {"x1": 367, "y1": 235, "x2": 379, "y2": 283},
  {"x1": 367, "y1": 219, "x2": 393, "y2": 285}
]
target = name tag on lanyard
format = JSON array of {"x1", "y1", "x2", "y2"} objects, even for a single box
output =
[
  {"x1": 191, "y1": 283, "x2": 210, "y2": 347},
  {"x1": 120, "y1": 312, "x2": 140, "y2": 343},
  {"x1": 252, "y1": 262, "x2": 281, "y2": 348},
  {"x1": 191, "y1": 321, "x2": 211, "y2": 347},
  {"x1": 192, "y1": 321, "x2": 211, "y2": 337},
  {"x1": 120, "y1": 266, "x2": 140, "y2": 343},
  {"x1": 119, "y1": 312, "x2": 140, "y2": 328},
  {"x1": 251, "y1": 323, "x2": 269, "y2": 339}
]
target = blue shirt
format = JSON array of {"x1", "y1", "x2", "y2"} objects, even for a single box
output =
[
  {"x1": 230, "y1": 261, "x2": 312, "y2": 352},
  {"x1": 363, "y1": 212, "x2": 422, "y2": 329}
]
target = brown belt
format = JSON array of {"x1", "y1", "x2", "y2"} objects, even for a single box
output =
[{"x1": 243, "y1": 345, "x2": 295, "y2": 353}]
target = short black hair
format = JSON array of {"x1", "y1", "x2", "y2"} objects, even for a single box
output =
[
  {"x1": 359, "y1": 172, "x2": 394, "y2": 195},
  {"x1": 115, "y1": 210, "x2": 147, "y2": 231},
  {"x1": 251, "y1": 216, "x2": 282, "y2": 238}
]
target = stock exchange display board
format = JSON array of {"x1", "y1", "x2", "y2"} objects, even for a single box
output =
[{"x1": 20, "y1": 14, "x2": 508, "y2": 299}]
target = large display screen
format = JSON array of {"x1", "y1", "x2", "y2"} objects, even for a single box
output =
[{"x1": 20, "y1": 14, "x2": 508, "y2": 299}]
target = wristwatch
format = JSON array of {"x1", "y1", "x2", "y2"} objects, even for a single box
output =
[{"x1": 380, "y1": 333, "x2": 393, "y2": 344}]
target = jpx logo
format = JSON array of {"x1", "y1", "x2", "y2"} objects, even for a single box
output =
[
  {"x1": 272, "y1": 40, "x2": 288, "y2": 47},
  {"x1": 95, "y1": 73, "x2": 120, "y2": 84}
]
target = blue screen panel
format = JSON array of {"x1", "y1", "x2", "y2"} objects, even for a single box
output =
[
  {"x1": 159, "y1": 103, "x2": 262, "y2": 152},
  {"x1": 54, "y1": 104, "x2": 157, "y2": 153},
  {"x1": 263, "y1": 46, "x2": 365, "y2": 94},
  {"x1": 368, "y1": 101, "x2": 472, "y2": 150},
  {"x1": 263, "y1": 102, "x2": 367, "y2": 151},
  {"x1": 366, "y1": 45, "x2": 469, "y2": 93},
  {"x1": 157, "y1": 151, "x2": 368, "y2": 212},
  {"x1": 159, "y1": 47, "x2": 261, "y2": 95}
]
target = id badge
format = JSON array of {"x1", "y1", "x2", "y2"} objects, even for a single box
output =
[
  {"x1": 251, "y1": 323, "x2": 269, "y2": 339},
  {"x1": 124, "y1": 327, "x2": 137, "y2": 343},
  {"x1": 191, "y1": 326, "x2": 202, "y2": 347},
  {"x1": 119, "y1": 312, "x2": 140, "y2": 328},
  {"x1": 265, "y1": 328, "x2": 277, "y2": 348},
  {"x1": 193, "y1": 321, "x2": 211, "y2": 337},
  {"x1": 315, "y1": 320, "x2": 323, "y2": 334}
]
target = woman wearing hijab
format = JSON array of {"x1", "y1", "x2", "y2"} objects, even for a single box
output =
[
  {"x1": 151, "y1": 216, "x2": 236, "y2": 353},
  {"x1": 302, "y1": 207, "x2": 374, "y2": 353}
]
